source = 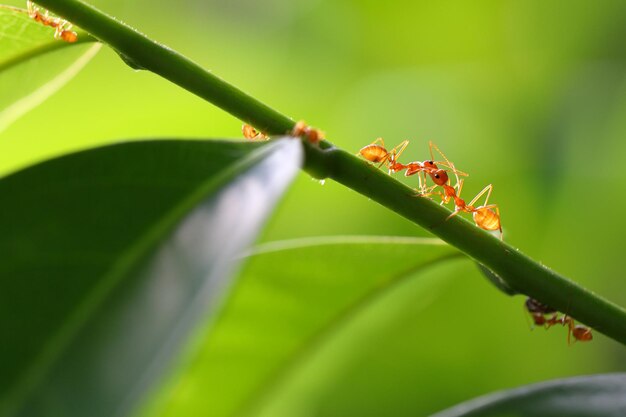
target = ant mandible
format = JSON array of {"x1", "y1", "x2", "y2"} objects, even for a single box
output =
[
  {"x1": 27, "y1": 1, "x2": 78, "y2": 43},
  {"x1": 358, "y1": 138, "x2": 410, "y2": 174}
]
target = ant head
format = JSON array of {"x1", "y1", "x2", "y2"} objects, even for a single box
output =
[
  {"x1": 429, "y1": 169, "x2": 448, "y2": 186},
  {"x1": 423, "y1": 160, "x2": 438, "y2": 169}
]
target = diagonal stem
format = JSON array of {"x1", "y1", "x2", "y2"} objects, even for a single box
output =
[{"x1": 34, "y1": 0, "x2": 626, "y2": 345}]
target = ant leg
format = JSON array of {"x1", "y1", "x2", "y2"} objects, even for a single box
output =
[
  {"x1": 54, "y1": 26, "x2": 62, "y2": 39},
  {"x1": 376, "y1": 154, "x2": 391, "y2": 169},
  {"x1": 418, "y1": 185, "x2": 439, "y2": 196},
  {"x1": 372, "y1": 137, "x2": 385, "y2": 148},
  {"x1": 419, "y1": 189, "x2": 444, "y2": 201},
  {"x1": 429, "y1": 141, "x2": 454, "y2": 169},
  {"x1": 417, "y1": 171, "x2": 430, "y2": 193},
  {"x1": 564, "y1": 317, "x2": 574, "y2": 345},
  {"x1": 390, "y1": 140, "x2": 409, "y2": 160},
  {"x1": 386, "y1": 140, "x2": 410, "y2": 174},
  {"x1": 429, "y1": 141, "x2": 468, "y2": 190},
  {"x1": 446, "y1": 210, "x2": 461, "y2": 221},
  {"x1": 481, "y1": 204, "x2": 498, "y2": 210},
  {"x1": 468, "y1": 184, "x2": 493, "y2": 207},
  {"x1": 437, "y1": 162, "x2": 468, "y2": 177},
  {"x1": 456, "y1": 178, "x2": 465, "y2": 199}
]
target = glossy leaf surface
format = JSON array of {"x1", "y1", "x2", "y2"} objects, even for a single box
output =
[
  {"x1": 0, "y1": 138, "x2": 302, "y2": 417},
  {"x1": 143, "y1": 236, "x2": 462, "y2": 417}
]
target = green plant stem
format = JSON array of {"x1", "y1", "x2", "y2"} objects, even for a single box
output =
[
  {"x1": 32, "y1": 0, "x2": 293, "y2": 135},
  {"x1": 36, "y1": 0, "x2": 626, "y2": 345}
]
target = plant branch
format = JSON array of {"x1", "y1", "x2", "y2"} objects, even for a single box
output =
[{"x1": 35, "y1": 0, "x2": 626, "y2": 345}]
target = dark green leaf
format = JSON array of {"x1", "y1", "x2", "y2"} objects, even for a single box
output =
[
  {"x1": 431, "y1": 373, "x2": 626, "y2": 417},
  {"x1": 0, "y1": 138, "x2": 302, "y2": 417}
]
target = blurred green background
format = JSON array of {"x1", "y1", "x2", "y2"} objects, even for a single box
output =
[{"x1": 1, "y1": 0, "x2": 625, "y2": 415}]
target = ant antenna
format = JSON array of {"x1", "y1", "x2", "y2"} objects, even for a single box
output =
[{"x1": 429, "y1": 141, "x2": 467, "y2": 189}]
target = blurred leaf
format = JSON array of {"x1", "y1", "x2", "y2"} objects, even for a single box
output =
[
  {"x1": 0, "y1": 5, "x2": 99, "y2": 134},
  {"x1": 0, "y1": 138, "x2": 302, "y2": 417},
  {"x1": 142, "y1": 236, "x2": 462, "y2": 417},
  {"x1": 431, "y1": 373, "x2": 626, "y2": 417}
]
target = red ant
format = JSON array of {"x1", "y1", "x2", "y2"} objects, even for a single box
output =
[
  {"x1": 564, "y1": 319, "x2": 594, "y2": 343},
  {"x1": 359, "y1": 138, "x2": 500, "y2": 237},
  {"x1": 403, "y1": 141, "x2": 467, "y2": 194},
  {"x1": 292, "y1": 121, "x2": 325, "y2": 144},
  {"x1": 525, "y1": 297, "x2": 557, "y2": 326},
  {"x1": 443, "y1": 180, "x2": 502, "y2": 238},
  {"x1": 242, "y1": 124, "x2": 268, "y2": 141},
  {"x1": 414, "y1": 142, "x2": 501, "y2": 237},
  {"x1": 524, "y1": 297, "x2": 593, "y2": 344},
  {"x1": 358, "y1": 138, "x2": 410, "y2": 174},
  {"x1": 358, "y1": 139, "x2": 467, "y2": 188},
  {"x1": 27, "y1": 1, "x2": 78, "y2": 43}
]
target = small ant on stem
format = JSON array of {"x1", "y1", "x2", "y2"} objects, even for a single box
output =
[
  {"x1": 242, "y1": 121, "x2": 324, "y2": 143},
  {"x1": 357, "y1": 138, "x2": 500, "y2": 237},
  {"x1": 242, "y1": 124, "x2": 268, "y2": 141},
  {"x1": 358, "y1": 139, "x2": 467, "y2": 187},
  {"x1": 27, "y1": 1, "x2": 78, "y2": 43},
  {"x1": 524, "y1": 297, "x2": 593, "y2": 344},
  {"x1": 292, "y1": 121, "x2": 325, "y2": 144},
  {"x1": 358, "y1": 138, "x2": 410, "y2": 174},
  {"x1": 417, "y1": 142, "x2": 502, "y2": 238}
]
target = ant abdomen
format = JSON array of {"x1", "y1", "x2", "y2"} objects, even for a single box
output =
[
  {"x1": 359, "y1": 144, "x2": 388, "y2": 163},
  {"x1": 572, "y1": 325, "x2": 593, "y2": 342},
  {"x1": 472, "y1": 207, "x2": 501, "y2": 231}
]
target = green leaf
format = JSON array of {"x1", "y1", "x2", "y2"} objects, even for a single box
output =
[
  {"x1": 142, "y1": 236, "x2": 462, "y2": 417},
  {"x1": 430, "y1": 373, "x2": 626, "y2": 417},
  {"x1": 0, "y1": 5, "x2": 99, "y2": 134},
  {"x1": 0, "y1": 138, "x2": 302, "y2": 417}
]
